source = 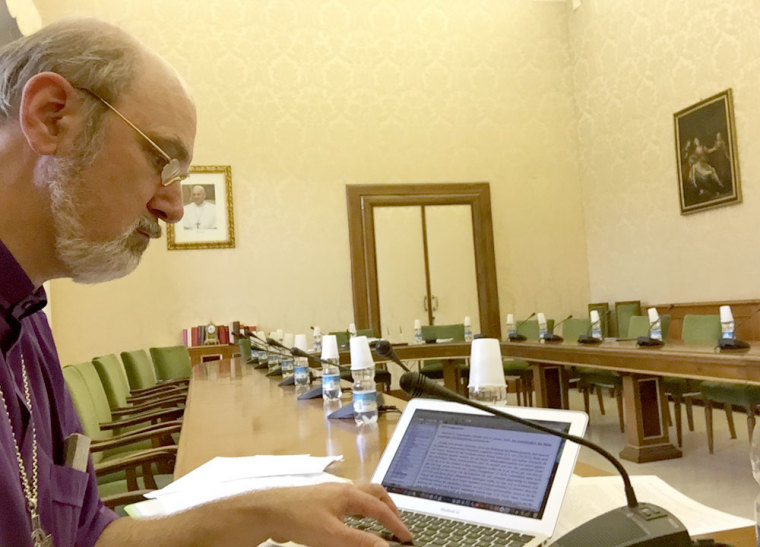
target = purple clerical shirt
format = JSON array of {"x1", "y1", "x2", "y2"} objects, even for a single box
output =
[{"x1": 0, "y1": 239, "x2": 118, "y2": 546}]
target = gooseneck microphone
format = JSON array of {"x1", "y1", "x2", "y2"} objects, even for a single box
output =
[
  {"x1": 373, "y1": 340, "x2": 410, "y2": 372},
  {"x1": 266, "y1": 337, "x2": 293, "y2": 353},
  {"x1": 509, "y1": 312, "x2": 536, "y2": 342},
  {"x1": 399, "y1": 372, "x2": 691, "y2": 547},
  {"x1": 542, "y1": 314, "x2": 572, "y2": 343}
]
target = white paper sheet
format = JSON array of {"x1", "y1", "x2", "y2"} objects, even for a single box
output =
[{"x1": 553, "y1": 475, "x2": 754, "y2": 539}]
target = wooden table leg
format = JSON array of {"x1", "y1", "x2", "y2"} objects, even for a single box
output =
[
  {"x1": 532, "y1": 363, "x2": 569, "y2": 409},
  {"x1": 619, "y1": 374, "x2": 682, "y2": 463}
]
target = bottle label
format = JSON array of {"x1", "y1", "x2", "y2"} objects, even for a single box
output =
[
  {"x1": 591, "y1": 321, "x2": 602, "y2": 340},
  {"x1": 294, "y1": 365, "x2": 308, "y2": 376},
  {"x1": 323, "y1": 374, "x2": 340, "y2": 389},
  {"x1": 722, "y1": 322, "x2": 734, "y2": 340},
  {"x1": 353, "y1": 390, "x2": 377, "y2": 412}
]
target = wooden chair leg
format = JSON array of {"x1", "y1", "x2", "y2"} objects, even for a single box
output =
[
  {"x1": 582, "y1": 387, "x2": 590, "y2": 416},
  {"x1": 747, "y1": 406, "x2": 756, "y2": 445},
  {"x1": 666, "y1": 401, "x2": 673, "y2": 427},
  {"x1": 673, "y1": 397, "x2": 683, "y2": 448},
  {"x1": 596, "y1": 386, "x2": 606, "y2": 415},
  {"x1": 527, "y1": 380, "x2": 533, "y2": 407},
  {"x1": 724, "y1": 403, "x2": 736, "y2": 439},
  {"x1": 705, "y1": 403, "x2": 714, "y2": 454},
  {"x1": 615, "y1": 388, "x2": 624, "y2": 433},
  {"x1": 685, "y1": 398, "x2": 695, "y2": 431}
]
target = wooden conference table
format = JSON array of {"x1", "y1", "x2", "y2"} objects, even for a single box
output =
[
  {"x1": 379, "y1": 340, "x2": 760, "y2": 464},
  {"x1": 175, "y1": 357, "x2": 754, "y2": 546}
]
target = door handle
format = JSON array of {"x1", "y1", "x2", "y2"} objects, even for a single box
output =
[{"x1": 432, "y1": 296, "x2": 439, "y2": 312}]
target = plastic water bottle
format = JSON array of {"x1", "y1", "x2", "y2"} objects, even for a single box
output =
[
  {"x1": 590, "y1": 310, "x2": 602, "y2": 340},
  {"x1": 506, "y1": 313, "x2": 516, "y2": 339},
  {"x1": 537, "y1": 313, "x2": 548, "y2": 342},
  {"x1": 293, "y1": 334, "x2": 310, "y2": 387},
  {"x1": 413, "y1": 319, "x2": 423, "y2": 345},
  {"x1": 267, "y1": 353, "x2": 280, "y2": 374},
  {"x1": 464, "y1": 316, "x2": 473, "y2": 342},
  {"x1": 348, "y1": 322, "x2": 357, "y2": 339},
  {"x1": 721, "y1": 305, "x2": 735, "y2": 340},
  {"x1": 647, "y1": 308, "x2": 662, "y2": 341},
  {"x1": 350, "y1": 336, "x2": 378, "y2": 425},
  {"x1": 281, "y1": 356, "x2": 294, "y2": 379},
  {"x1": 320, "y1": 334, "x2": 342, "y2": 402},
  {"x1": 313, "y1": 326, "x2": 322, "y2": 353},
  {"x1": 750, "y1": 424, "x2": 760, "y2": 543}
]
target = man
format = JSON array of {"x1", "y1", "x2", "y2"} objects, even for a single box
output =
[
  {"x1": 0, "y1": 17, "x2": 411, "y2": 547},
  {"x1": 182, "y1": 184, "x2": 217, "y2": 230}
]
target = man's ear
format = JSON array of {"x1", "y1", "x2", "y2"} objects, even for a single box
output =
[{"x1": 18, "y1": 72, "x2": 83, "y2": 156}]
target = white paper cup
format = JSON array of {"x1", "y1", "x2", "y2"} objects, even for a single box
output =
[
  {"x1": 321, "y1": 335, "x2": 339, "y2": 360},
  {"x1": 468, "y1": 338, "x2": 506, "y2": 388},
  {"x1": 293, "y1": 334, "x2": 308, "y2": 352},
  {"x1": 350, "y1": 336, "x2": 374, "y2": 370},
  {"x1": 282, "y1": 332, "x2": 294, "y2": 348}
]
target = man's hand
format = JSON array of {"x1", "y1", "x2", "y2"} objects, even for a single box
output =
[{"x1": 97, "y1": 482, "x2": 412, "y2": 547}]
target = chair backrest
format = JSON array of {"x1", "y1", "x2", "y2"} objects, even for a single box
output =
[
  {"x1": 237, "y1": 337, "x2": 252, "y2": 360},
  {"x1": 628, "y1": 314, "x2": 672, "y2": 339},
  {"x1": 562, "y1": 318, "x2": 591, "y2": 341},
  {"x1": 92, "y1": 354, "x2": 132, "y2": 409},
  {"x1": 120, "y1": 349, "x2": 158, "y2": 390},
  {"x1": 421, "y1": 323, "x2": 465, "y2": 342},
  {"x1": 515, "y1": 319, "x2": 555, "y2": 340},
  {"x1": 150, "y1": 345, "x2": 193, "y2": 381},
  {"x1": 682, "y1": 314, "x2": 721, "y2": 346},
  {"x1": 615, "y1": 301, "x2": 641, "y2": 338},
  {"x1": 328, "y1": 331, "x2": 350, "y2": 348},
  {"x1": 587, "y1": 302, "x2": 610, "y2": 338},
  {"x1": 356, "y1": 328, "x2": 374, "y2": 338},
  {"x1": 61, "y1": 365, "x2": 109, "y2": 463}
]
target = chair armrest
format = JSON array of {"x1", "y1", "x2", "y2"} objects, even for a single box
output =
[
  {"x1": 99, "y1": 406, "x2": 184, "y2": 431},
  {"x1": 95, "y1": 446, "x2": 177, "y2": 490},
  {"x1": 128, "y1": 384, "x2": 188, "y2": 399},
  {"x1": 111, "y1": 395, "x2": 187, "y2": 417},
  {"x1": 91, "y1": 423, "x2": 182, "y2": 452},
  {"x1": 125, "y1": 388, "x2": 187, "y2": 405}
]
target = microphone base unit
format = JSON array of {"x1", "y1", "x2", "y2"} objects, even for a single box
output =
[
  {"x1": 577, "y1": 335, "x2": 602, "y2": 345},
  {"x1": 549, "y1": 503, "x2": 691, "y2": 547},
  {"x1": 254, "y1": 361, "x2": 269, "y2": 370},
  {"x1": 507, "y1": 334, "x2": 527, "y2": 342},
  {"x1": 636, "y1": 336, "x2": 664, "y2": 348},
  {"x1": 541, "y1": 334, "x2": 564, "y2": 343},
  {"x1": 718, "y1": 337, "x2": 750, "y2": 351},
  {"x1": 297, "y1": 386, "x2": 324, "y2": 400},
  {"x1": 265, "y1": 366, "x2": 283, "y2": 377},
  {"x1": 328, "y1": 393, "x2": 386, "y2": 419}
]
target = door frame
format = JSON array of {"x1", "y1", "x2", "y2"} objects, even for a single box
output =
[{"x1": 346, "y1": 183, "x2": 501, "y2": 338}]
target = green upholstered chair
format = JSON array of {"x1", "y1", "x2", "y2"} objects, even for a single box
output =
[
  {"x1": 515, "y1": 319, "x2": 555, "y2": 340},
  {"x1": 562, "y1": 318, "x2": 592, "y2": 342},
  {"x1": 150, "y1": 345, "x2": 193, "y2": 381},
  {"x1": 237, "y1": 337, "x2": 252, "y2": 360},
  {"x1": 120, "y1": 349, "x2": 188, "y2": 396},
  {"x1": 694, "y1": 314, "x2": 760, "y2": 452},
  {"x1": 419, "y1": 324, "x2": 466, "y2": 380},
  {"x1": 615, "y1": 301, "x2": 641, "y2": 338},
  {"x1": 93, "y1": 354, "x2": 185, "y2": 416},
  {"x1": 62, "y1": 364, "x2": 178, "y2": 510}
]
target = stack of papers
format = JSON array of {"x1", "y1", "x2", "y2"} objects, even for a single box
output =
[
  {"x1": 553, "y1": 475, "x2": 754, "y2": 539},
  {"x1": 125, "y1": 454, "x2": 346, "y2": 519}
]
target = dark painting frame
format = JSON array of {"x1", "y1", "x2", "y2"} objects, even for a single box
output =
[{"x1": 673, "y1": 89, "x2": 741, "y2": 215}]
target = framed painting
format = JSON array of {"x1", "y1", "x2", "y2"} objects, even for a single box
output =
[
  {"x1": 673, "y1": 89, "x2": 741, "y2": 215},
  {"x1": 167, "y1": 165, "x2": 235, "y2": 250}
]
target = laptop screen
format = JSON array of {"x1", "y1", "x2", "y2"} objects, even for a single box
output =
[{"x1": 381, "y1": 408, "x2": 570, "y2": 519}]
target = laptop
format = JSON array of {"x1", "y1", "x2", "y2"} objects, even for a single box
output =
[{"x1": 349, "y1": 398, "x2": 588, "y2": 546}]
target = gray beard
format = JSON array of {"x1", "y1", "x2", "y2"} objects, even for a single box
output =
[{"x1": 45, "y1": 156, "x2": 161, "y2": 284}]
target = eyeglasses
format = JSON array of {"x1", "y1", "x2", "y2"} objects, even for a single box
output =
[{"x1": 77, "y1": 88, "x2": 187, "y2": 186}]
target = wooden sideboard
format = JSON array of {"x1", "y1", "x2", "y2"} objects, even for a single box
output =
[
  {"x1": 653, "y1": 299, "x2": 760, "y2": 341},
  {"x1": 187, "y1": 344, "x2": 239, "y2": 365}
]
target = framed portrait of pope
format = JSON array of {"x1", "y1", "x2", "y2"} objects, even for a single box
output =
[{"x1": 167, "y1": 165, "x2": 235, "y2": 250}]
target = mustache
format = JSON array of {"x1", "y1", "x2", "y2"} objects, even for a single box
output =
[{"x1": 135, "y1": 216, "x2": 162, "y2": 239}]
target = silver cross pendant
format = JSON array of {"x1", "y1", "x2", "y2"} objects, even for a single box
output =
[{"x1": 31, "y1": 512, "x2": 53, "y2": 547}]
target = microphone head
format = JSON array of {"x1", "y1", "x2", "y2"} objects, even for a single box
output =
[
  {"x1": 266, "y1": 337, "x2": 277, "y2": 345},
  {"x1": 374, "y1": 339, "x2": 392, "y2": 357},
  {"x1": 399, "y1": 372, "x2": 427, "y2": 398}
]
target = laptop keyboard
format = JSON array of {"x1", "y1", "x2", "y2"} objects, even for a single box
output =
[{"x1": 346, "y1": 510, "x2": 535, "y2": 546}]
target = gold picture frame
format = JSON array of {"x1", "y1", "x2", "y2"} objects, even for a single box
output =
[
  {"x1": 167, "y1": 165, "x2": 235, "y2": 250},
  {"x1": 673, "y1": 89, "x2": 741, "y2": 215}
]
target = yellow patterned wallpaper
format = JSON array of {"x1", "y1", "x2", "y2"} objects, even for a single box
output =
[
  {"x1": 36, "y1": 0, "x2": 591, "y2": 364},
  {"x1": 569, "y1": 0, "x2": 760, "y2": 304}
]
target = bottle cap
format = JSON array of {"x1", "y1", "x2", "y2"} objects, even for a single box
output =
[
  {"x1": 321, "y1": 335, "x2": 339, "y2": 360},
  {"x1": 720, "y1": 305, "x2": 734, "y2": 323},
  {"x1": 293, "y1": 334, "x2": 308, "y2": 351},
  {"x1": 350, "y1": 336, "x2": 374, "y2": 370}
]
